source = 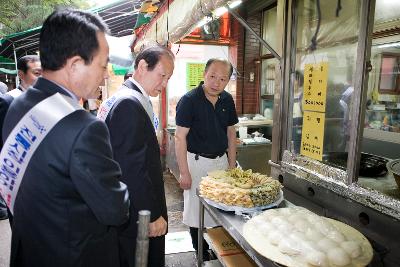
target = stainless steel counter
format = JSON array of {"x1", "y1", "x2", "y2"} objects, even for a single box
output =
[
  {"x1": 237, "y1": 143, "x2": 272, "y2": 175},
  {"x1": 197, "y1": 191, "x2": 289, "y2": 267},
  {"x1": 358, "y1": 172, "x2": 400, "y2": 200}
]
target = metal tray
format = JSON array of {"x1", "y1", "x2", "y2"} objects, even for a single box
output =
[{"x1": 322, "y1": 152, "x2": 388, "y2": 177}]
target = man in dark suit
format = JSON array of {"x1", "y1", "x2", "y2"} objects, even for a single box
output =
[
  {"x1": 101, "y1": 45, "x2": 174, "y2": 267},
  {"x1": 0, "y1": 55, "x2": 42, "y2": 222},
  {"x1": 0, "y1": 9, "x2": 129, "y2": 267}
]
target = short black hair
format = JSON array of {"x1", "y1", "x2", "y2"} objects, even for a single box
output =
[
  {"x1": 205, "y1": 58, "x2": 233, "y2": 77},
  {"x1": 134, "y1": 45, "x2": 175, "y2": 71},
  {"x1": 39, "y1": 9, "x2": 109, "y2": 71},
  {"x1": 295, "y1": 70, "x2": 304, "y2": 87},
  {"x1": 123, "y1": 72, "x2": 133, "y2": 81},
  {"x1": 17, "y1": 55, "x2": 40, "y2": 73}
]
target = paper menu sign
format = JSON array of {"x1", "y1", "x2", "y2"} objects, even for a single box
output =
[
  {"x1": 186, "y1": 63, "x2": 205, "y2": 91},
  {"x1": 303, "y1": 62, "x2": 328, "y2": 113},
  {"x1": 300, "y1": 110, "x2": 326, "y2": 161}
]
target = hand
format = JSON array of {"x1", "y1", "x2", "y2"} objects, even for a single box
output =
[
  {"x1": 179, "y1": 173, "x2": 192, "y2": 190},
  {"x1": 149, "y1": 216, "x2": 167, "y2": 237}
]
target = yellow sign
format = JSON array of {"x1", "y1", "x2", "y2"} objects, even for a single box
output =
[
  {"x1": 303, "y1": 62, "x2": 328, "y2": 112},
  {"x1": 187, "y1": 63, "x2": 205, "y2": 91},
  {"x1": 300, "y1": 110, "x2": 325, "y2": 161}
]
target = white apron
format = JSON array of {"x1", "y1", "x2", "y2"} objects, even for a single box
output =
[{"x1": 183, "y1": 152, "x2": 228, "y2": 228}]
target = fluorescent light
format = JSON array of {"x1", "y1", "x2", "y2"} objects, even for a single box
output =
[
  {"x1": 229, "y1": 0, "x2": 242, "y2": 9},
  {"x1": 377, "y1": 42, "x2": 400, "y2": 49},
  {"x1": 214, "y1": 1, "x2": 242, "y2": 17},
  {"x1": 196, "y1": 16, "x2": 212, "y2": 28},
  {"x1": 214, "y1": 7, "x2": 228, "y2": 17},
  {"x1": 196, "y1": 0, "x2": 243, "y2": 28}
]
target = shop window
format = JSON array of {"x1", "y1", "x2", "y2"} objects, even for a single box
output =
[
  {"x1": 378, "y1": 53, "x2": 400, "y2": 95},
  {"x1": 360, "y1": 1, "x2": 400, "y2": 201},
  {"x1": 260, "y1": 6, "x2": 278, "y2": 115},
  {"x1": 290, "y1": 0, "x2": 360, "y2": 159}
]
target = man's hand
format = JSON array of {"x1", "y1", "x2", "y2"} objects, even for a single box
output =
[
  {"x1": 149, "y1": 216, "x2": 167, "y2": 237},
  {"x1": 179, "y1": 173, "x2": 192, "y2": 190}
]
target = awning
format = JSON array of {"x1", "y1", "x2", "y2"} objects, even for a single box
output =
[
  {"x1": 0, "y1": 0, "x2": 145, "y2": 61},
  {"x1": 133, "y1": 0, "x2": 233, "y2": 51},
  {"x1": 111, "y1": 64, "x2": 134, "y2": 75},
  {"x1": 0, "y1": 68, "x2": 17, "y2": 75}
]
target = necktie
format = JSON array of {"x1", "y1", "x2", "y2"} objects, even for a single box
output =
[{"x1": 148, "y1": 99, "x2": 158, "y2": 131}]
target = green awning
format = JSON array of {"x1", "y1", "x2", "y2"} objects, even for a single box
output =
[
  {"x1": 0, "y1": 56, "x2": 14, "y2": 63},
  {"x1": 0, "y1": 0, "x2": 139, "y2": 60},
  {"x1": 112, "y1": 64, "x2": 133, "y2": 75},
  {"x1": 0, "y1": 68, "x2": 17, "y2": 75}
]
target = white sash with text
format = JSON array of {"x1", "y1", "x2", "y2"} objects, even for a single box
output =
[
  {"x1": 97, "y1": 87, "x2": 157, "y2": 130},
  {"x1": 0, "y1": 93, "x2": 81, "y2": 214}
]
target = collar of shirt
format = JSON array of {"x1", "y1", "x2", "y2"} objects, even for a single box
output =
[
  {"x1": 46, "y1": 79, "x2": 79, "y2": 103},
  {"x1": 129, "y1": 77, "x2": 150, "y2": 101},
  {"x1": 18, "y1": 84, "x2": 27, "y2": 92}
]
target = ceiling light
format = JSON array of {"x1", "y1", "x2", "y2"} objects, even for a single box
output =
[
  {"x1": 196, "y1": 16, "x2": 212, "y2": 28},
  {"x1": 377, "y1": 42, "x2": 400, "y2": 49},
  {"x1": 228, "y1": 0, "x2": 242, "y2": 9}
]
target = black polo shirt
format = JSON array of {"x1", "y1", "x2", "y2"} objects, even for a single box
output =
[{"x1": 176, "y1": 82, "x2": 238, "y2": 154}]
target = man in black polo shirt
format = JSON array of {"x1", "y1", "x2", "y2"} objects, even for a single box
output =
[{"x1": 175, "y1": 58, "x2": 238, "y2": 260}]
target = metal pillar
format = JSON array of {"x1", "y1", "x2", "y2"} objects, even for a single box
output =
[
  {"x1": 12, "y1": 43, "x2": 19, "y2": 88},
  {"x1": 135, "y1": 210, "x2": 151, "y2": 267},
  {"x1": 198, "y1": 197, "x2": 205, "y2": 267}
]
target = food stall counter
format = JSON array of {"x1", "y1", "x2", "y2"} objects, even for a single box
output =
[{"x1": 197, "y1": 189, "x2": 292, "y2": 267}]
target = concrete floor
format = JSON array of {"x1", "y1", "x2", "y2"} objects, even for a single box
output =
[
  {"x1": 0, "y1": 219, "x2": 10, "y2": 267},
  {"x1": 164, "y1": 172, "x2": 198, "y2": 266},
  {"x1": 0, "y1": 172, "x2": 198, "y2": 267}
]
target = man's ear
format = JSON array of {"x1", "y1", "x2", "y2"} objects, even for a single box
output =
[
  {"x1": 65, "y1": 56, "x2": 83, "y2": 73},
  {"x1": 18, "y1": 70, "x2": 24, "y2": 80},
  {"x1": 137, "y1": 59, "x2": 148, "y2": 73}
]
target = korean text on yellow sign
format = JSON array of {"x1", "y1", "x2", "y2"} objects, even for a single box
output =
[
  {"x1": 186, "y1": 63, "x2": 206, "y2": 91},
  {"x1": 303, "y1": 62, "x2": 329, "y2": 113},
  {"x1": 301, "y1": 110, "x2": 326, "y2": 161}
]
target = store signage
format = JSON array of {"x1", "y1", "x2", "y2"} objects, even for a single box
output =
[
  {"x1": 186, "y1": 63, "x2": 205, "y2": 91},
  {"x1": 300, "y1": 110, "x2": 326, "y2": 160},
  {"x1": 300, "y1": 62, "x2": 329, "y2": 161},
  {"x1": 303, "y1": 62, "x2": 328, "y2": 112}
]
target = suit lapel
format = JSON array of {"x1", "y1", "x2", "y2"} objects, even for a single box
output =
[{"x1": 123, "y1": 79, "x2": 142, "y2": 94}]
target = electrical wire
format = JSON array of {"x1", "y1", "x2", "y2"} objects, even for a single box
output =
[
  {"x1": 166, "y1": 0, "x2": 170, "y2": 44},
  {"x1": 336, "y1": 0, "x2": 342, "y2": 17},
  {"x1": 308, "y1": 0, "x2": 321, "y2": 52}
]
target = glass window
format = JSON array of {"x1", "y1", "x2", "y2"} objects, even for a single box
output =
[
  {"x1": 260, "y1": 6, "x2": 278, "y2": 115},
  {"x1": 290, "y1": 0, "x2": 361, "y2": 164},
  {"x1": 261, "y1": 6, "x2": 278, "y2": 55},
  {"x1": 360, "y1": 1, "x2": 400, "y2": 199}
]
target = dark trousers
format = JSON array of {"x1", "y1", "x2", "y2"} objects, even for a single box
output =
[
  {"x1": 0, "y1": 196, "x2": 12, "y2": 228},
  {"x1": 189, "y1": 227, "x2": 210, "y2": 258},
  {"x1": 118, "y1": 235, "x2": 165, "y2": 267}
]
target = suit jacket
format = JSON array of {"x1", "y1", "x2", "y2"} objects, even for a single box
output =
[
  {"x1": 105, "y1": 80, "x2": 167, "y2": 239},
  {"x1": 2, "y1": 77, "x2": 130, "y2": 267},
  {"x1": 0, "y1": 93, "x2": 14, "y2": 147}
]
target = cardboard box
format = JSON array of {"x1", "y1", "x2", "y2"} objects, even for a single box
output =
[{"x1": 207, "y1": 227, "x2": 257, "y2": 267}]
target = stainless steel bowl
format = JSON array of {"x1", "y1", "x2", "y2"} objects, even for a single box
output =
[{"x1": 387, "y1": 159, "x2": 400, "y2": 188}]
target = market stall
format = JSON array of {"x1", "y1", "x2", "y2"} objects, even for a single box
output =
[
  {"x1": 197, "y1": 168, "x2": 374, "y2": 267},
  {"x1": 273, "y1": 0, "x2": 400, "y2": 265},
  {"x1": 138, "y1": 0, "x2": 400, "y2": 266}
]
